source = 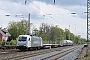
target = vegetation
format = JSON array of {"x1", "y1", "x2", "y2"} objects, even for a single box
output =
[
  {"x1": 7, "y1": 20, "x2": 28, "y2": 41},
  {"x1": 5, "y1": 19, "x2": 86, "y2": 45},
  {"x1": 76, "y1": 43, "x2": 90, "y2": 60},
  {"x1": 0, "y1": 41, "x2": 16, "y2": 46},
  {"x1": 0, "y1": 19, "x2": 86, "y2": 46}
]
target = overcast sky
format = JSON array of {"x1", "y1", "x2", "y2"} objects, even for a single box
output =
[{"x1": 0, "y1": 0, "x2": 87, "y2": 38}]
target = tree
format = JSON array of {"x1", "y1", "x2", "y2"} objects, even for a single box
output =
[
  {"x1": 7, "y1": 19, "x2": 28, "y2": 40},
  {"x1": 59, "y1": 28, "x2": 64, "y2": 40},
  {"x1": 50, "y1": 26, "x2": 62, "y2": 44},
  {"x1": 70, "y1": 33, "x2": 74, "y2": 42},
  {"x1": 38, "y1": 23, "x2": 51, "y2": 43},
  {"x1": 7, "y1": 21, "x2": 86, "y2": 45},
  {"x1": 64, "y1": 29, "x2": 70, "y2": 40}
]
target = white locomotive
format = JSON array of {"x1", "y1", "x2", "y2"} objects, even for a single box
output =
[{"x1": 16, "y1": 35, "x2": 42, "y2": 50}]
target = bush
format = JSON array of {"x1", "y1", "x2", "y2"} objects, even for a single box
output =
[
  {"x1": 6, "y1": 42, "x2": 10, "y2": 46},
  {"x1": 0, "y1": 38, "x2": 2, "y2": 46},
  {"x1": 1, "y1": 42, "x2": 6, "y2": 46},
  {"x1": 10, "y1": 40, "x2": 16, "y2": 46},
  {"x1": 0, "y1": 38, "x2": 2, "y2": 42},
  {"x1": 0, "y1": 39, "x2": 17, "y2": 46}
]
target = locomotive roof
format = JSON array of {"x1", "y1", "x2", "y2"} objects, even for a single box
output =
[{"x1": 18, "y1": 35, "x2": 41, "y2": 38}]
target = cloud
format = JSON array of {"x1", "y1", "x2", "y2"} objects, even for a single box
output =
[
  {"x1": 0, "y1": 0, "x2": 86, "y2": 38},
  {"x1": 31, "y1": 1, "x2": 86, "y2": 38},
  {"x1": 38, "y1": 0, "x2": 86, "y2": 6}
]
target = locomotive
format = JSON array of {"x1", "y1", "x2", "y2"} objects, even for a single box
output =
[{"x1": 16, "y1": 35, "x2": 42, "y2": 50}]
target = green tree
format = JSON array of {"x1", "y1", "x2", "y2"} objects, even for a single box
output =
[
  {"x1": 7, "y1": 19, "x2": 28, "y2": 40},
  {"x1": 64, "y1": 29, "x2": 70, "y2": 40},
  {"x1": 59, "y1": 28, "x2": 64, "y2": 40},
  {"x1": 50, "y1": 26, "x2": 61, "y2": 44},
  {"x1": 7, "y1": 21, "x2": 86, "y2": 45},
  {"x1": 38, "y1": 23, "x2": 50, "y2": 43},
  {"x1": 70, "y1": 33, "x2": 74, "y2": 42}
]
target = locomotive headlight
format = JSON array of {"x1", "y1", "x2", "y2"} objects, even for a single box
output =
[
  {"x1": 24, "y1": 44, "x2": 27, "y2": 46},
  {"x1": 24, "y1": 44, "x2": 26, "y2": 46}
]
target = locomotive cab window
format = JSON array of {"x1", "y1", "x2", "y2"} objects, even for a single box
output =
[{"x1": 18, "y1": 36, "x2": 27, "y2": 41}]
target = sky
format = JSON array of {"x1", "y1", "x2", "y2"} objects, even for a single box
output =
[{"x1": 0, "y1": 0, "x2": 87, "y2": 38}]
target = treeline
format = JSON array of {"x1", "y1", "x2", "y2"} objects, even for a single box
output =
[{"x1": 7, "y1": 20, "x2": 86, "y2": 45}]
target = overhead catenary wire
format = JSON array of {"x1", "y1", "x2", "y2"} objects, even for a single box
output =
[
  {"x1": 28, "y1": 0, "x2": 63, "y2": 25},
  {"x1": 0, "y1": 7, "x2": 24, "y2": 19},
  {"x1": 1, "y1": 1, "x2": 86, "y2": 26},
  {"x1": 27, "y1": 0, "x2": 79, "y2": 31},
  {"x1": 0, "y1": 8, "x2": 16, "y2": 15},
  {"x1": 29, "y1": 0, "x2": 81, "y2": 29}
]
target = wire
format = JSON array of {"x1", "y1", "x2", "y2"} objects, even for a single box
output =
[
  {"x1": 28, "y1": 0, "x2": 63, "y2": 25},
  {"x1": 0, "y1": 8, "x2": 16, "y2": 15},
  {"x1": 0, "y1": 7, "x2": 24, "y2": 20},
  {"x1": 28, "y1": 0, "x2": 47, "y2": 14}
]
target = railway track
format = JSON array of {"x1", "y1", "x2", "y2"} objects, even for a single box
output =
[
  {"x1": 0, "y1": 49, "x2": 19, "y2": 54},
  {"x1": 3, "y1": 48, "x2": 62, "y2": 60},
  {"x1": 41, "y1": 46, "x2": 79, "y2": 60},
  {"x1": 23, "y1": 45, "x2": 82, "y2": 60},
  {"x1": 0, "y1": 46, "x2": 16, "y2": 50},
  {"x1": 1, "y1": 46, "x2": 81, "y2": 60},
  {"x1": 1, "y1": 46, "x2": 71, "y2": 60}
]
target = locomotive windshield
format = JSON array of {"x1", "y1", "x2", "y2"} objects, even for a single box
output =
[{"x1": 18, "y1": 36, "x2": 27, "y2": 41}]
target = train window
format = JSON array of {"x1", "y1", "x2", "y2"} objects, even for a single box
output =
[{"x1": 19, "y1": 36, "x2": 27, "y2": 41}]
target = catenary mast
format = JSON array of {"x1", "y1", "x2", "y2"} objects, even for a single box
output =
[{"x1": 86, "y1": 0, "x2": 90, "y2": 56}]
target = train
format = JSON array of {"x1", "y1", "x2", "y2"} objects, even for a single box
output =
[
  {"x1": 59, "y1": 40, "x2": 73, "y2": 46},
  {"x1": 16, "y1": 35, "x2": 42, "y2": 50},
  {"x1": 16, "y1": 35, "x2": 73, "y2": 50}
]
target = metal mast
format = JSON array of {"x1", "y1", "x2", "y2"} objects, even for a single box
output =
[
  {"x1": 86, "y1": 0, "x2": 90, "y2": 56},
  {"x1": 87, "y1": 0, "x2": 90, "y2": 42},
  {"x1": 28, "y1": 13, "x2": 30, "y2": 35}
]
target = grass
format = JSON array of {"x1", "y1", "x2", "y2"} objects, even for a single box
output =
[{"x1": 76, "y1": 43, "x2": 90, "y2": 60}]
